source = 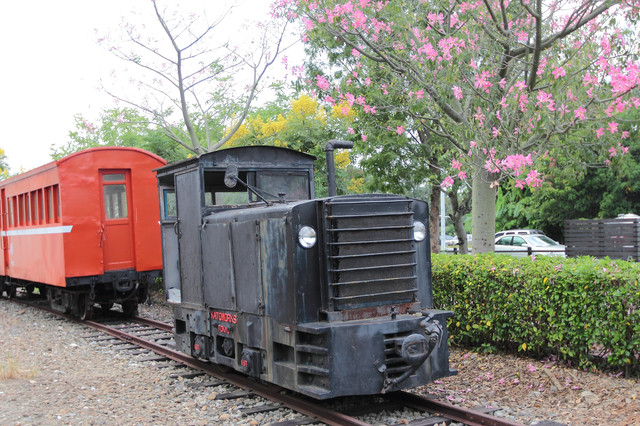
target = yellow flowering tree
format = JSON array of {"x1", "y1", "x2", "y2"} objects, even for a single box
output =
[
  {"x1": 225, "y1": 94, "x2": 364, "y2": 196},
  {"x1": 0, "y1": 148, "x2": 9, "y2": 180}
]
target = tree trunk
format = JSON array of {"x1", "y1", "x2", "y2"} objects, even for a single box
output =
[
  {"x1": 471, "y1": 166, "x2": 497, "y2": 254},
  {"x1": 448, "y1": 189, "x2": 471, "y2": 255},
  {"x1": 429, "y1": 189, "x2": 441, "y2": 254}
]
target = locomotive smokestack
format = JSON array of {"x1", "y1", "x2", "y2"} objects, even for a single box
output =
[{"x1": 325, "y1": 139, "x2": 354, "y2": 197}]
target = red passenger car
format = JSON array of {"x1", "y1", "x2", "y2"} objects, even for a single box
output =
[{"x1": 0, "y1": 147, "x2": 166, "y2": 318}]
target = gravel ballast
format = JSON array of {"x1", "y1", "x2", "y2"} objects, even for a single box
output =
[{"x1": 1, "y1": 298, "x2": 639, "y2": 425}]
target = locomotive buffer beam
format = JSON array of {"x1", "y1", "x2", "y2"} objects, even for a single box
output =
[{"x1": 377, "y1": 317, "x2": 443, "y2": 394}]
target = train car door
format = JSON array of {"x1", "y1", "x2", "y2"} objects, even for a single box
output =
[
  {"x1": 100, "y1": 171, "x2": 135, "y2": 271},
  {"x1": 0, "y1": 188, "x2": 8, "y2": 276},
  {"x1": 175, "y1": 170, "x2": 203, "y2": 305}
]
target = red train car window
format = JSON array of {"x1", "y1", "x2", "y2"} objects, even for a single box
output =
[
  {"x1": 38, "y1": 189, "x2": 44, "y2": 224},
  {"x1": 19, "y1": 194, "x2": 25, "y2": 227},
  {"x1": 103, "y1": 175, "x2": 128, "y2": 219},
  {"x1": 30, "y1": 191, "x2": 37, "y2": 226},
  {"x1": 53, "y1": 185, "x2": 60, "y2": 222},
  {"x1": 7, "y1": 198, "x2": 13, "y2": 227},
  {"x1": 46, "y1": 185, "x2": 61, "y2": 223},
  {"x1": 27, "y1": 193, "x2": 32, "y2": 225},
  {"x1": 11, "y1": 196, "x2": 17, "y2": 227},
  {"x1": 45, "y1": 187, "x2": 52, "y2": 223},
  {"x1": 104, "y1": 186, "x2": 128, "y2": 219}
]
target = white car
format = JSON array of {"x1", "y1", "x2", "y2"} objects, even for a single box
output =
[{"x1": 495, "y1": 230, "x2": 565, "y2": 257}]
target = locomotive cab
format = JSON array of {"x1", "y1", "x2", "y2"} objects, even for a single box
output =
[{"x1": 156, "y1": 145, "x2": 456, "y2": 399}]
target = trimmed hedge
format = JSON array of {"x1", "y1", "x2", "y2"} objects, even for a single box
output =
[{"x1": 431, "y1": 253, "x2": 640, "y2": 372}]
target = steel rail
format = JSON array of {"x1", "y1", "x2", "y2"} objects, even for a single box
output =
[
  {"x1": 388, "y1": 391, "x2": 523, "y2": 426},
  {"x1": 131, "y1": 315, "x2": 173, "y2": 332}
]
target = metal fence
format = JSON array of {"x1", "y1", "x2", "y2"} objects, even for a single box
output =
[
  {"x1": 446, "y1": 247, "x2": 565, "y2": 256},
  {"x1": 564, "y1": 218, "x2": 640, "y2": 261}
]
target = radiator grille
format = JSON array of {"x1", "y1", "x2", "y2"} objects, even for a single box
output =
[
  {"x1": 324, "y1": 195, "x2": 418, "y2": 311},
  {"x1": 383, "y1": 330, "x2": 414, "y2": 378}
]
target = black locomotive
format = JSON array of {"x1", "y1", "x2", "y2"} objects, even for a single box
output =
[{"x1": 155, "y1": 142, "x2": 455, "y2": 399}]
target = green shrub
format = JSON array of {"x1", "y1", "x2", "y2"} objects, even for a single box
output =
[{"x1": 432, "y1": 253, "x2": 640, "y2": 372}]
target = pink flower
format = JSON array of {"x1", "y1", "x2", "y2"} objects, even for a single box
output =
[
  {"x1": 622, "y1": 131, "x2": 630, "y2": 139},
  {"x1": 452, "y1": 86, "x2": 463, "y2": 100},
  {"x1": 361, "y1": 134, "x2": 368, "y2": 142},
  {"x1": 596, "y1": 128, "x2": 605, "y2": 139},
  {"x1": 315, "y1": 75, "x2": 330, "y2": 90},
  {"x1": 515, "y1": 31, "x2": 528, "y2": 43},
  {"x1": 574, "y1": 107, "x2": 586, "y2": 120},
  {"x1": 552, "y1": 66, "x2": 566, "y2": 79},
  {"x1": 396, "y1": 126, "x2": 405, "y2": 135},
  {"x1": 415, "y1": 89, "x2": 424, "y2": 99},
  {"x1": 526, "y1": 170, "x2": 542, "y2": 188},
  {"x1": 347, "y1": 127, "x2": 355, "y2": 134},
  {"x1": 608, "y1": 121, "x2": 618, "y2": 134},
  {"x1": 303, "y1": 17, "x2": 315, "y2": 31},
  {"x1": 458, "y1": 171, "x2": 467, "y2": 180},
  {"x1": 609, "y1": 146, "x2": 617, "y2": 157},
  {"x1": 451, "y1": 159, "x2": 462, "y2": 170},
  {"x1": 527, "y1": 363, "x2": 537, "y2": 372},
  {"x1": 441, "y1": 176, "x2": 454, "y2": 189}
]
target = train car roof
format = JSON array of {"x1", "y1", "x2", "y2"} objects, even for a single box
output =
[
  {"x1": 155, "y1": 145, "x2": 316, "y2": 177},
  {"x1": 0, "y1": 146, "x2": 166, "y2": 187}
]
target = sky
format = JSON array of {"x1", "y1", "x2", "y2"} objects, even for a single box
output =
[{"x1": 0, "y1": 1, "x2": 293, "y2": 173}]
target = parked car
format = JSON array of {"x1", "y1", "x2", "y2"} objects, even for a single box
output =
[
  {"x1": 495, "y1": 229, "x2": 545, "y2": 239},
  {"x1": 443, "y1": 235, "x2": 457, "y2": 246},
  {"x1": 495, "y1": 230, "x2": 565, "y2": 257}
]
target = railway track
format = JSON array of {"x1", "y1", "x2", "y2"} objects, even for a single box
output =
[{"x1": 3, "y1": 295, "x2": 523, "y2": 426}]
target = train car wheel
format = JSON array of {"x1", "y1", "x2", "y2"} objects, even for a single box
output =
[
  {"x1": 78, "y1": 294, "x2": 94, "y2": 321},
  {"x1": 122, "y1": 301, "x2": 138, "y2": 318},
  {"x1": 6, "y1": 285, "x2": 16, "y2": 299}
]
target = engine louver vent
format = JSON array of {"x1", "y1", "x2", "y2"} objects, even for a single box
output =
[{"x1": 324, "y1": 195, "x2": 418, "y2": 311}]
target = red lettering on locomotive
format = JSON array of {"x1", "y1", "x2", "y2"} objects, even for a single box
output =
[
  {"x1": 210, "y1": 311, "x2": 237, "y2": 324},
  {"x1": 217, "y1": 325, "x2": 230, "y2": 334}
]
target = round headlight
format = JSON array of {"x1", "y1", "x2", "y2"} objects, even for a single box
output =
[
  {"x1": 298, "y1": 226, "x2": 317, "y2": 248},
  {"x1": 413, "y1": 221, "x2": 426, "y2": 242}
]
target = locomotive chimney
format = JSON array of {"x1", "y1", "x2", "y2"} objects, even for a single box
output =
[{"x1": 325, "y1": 139, "x2": 354, "y2": 197}]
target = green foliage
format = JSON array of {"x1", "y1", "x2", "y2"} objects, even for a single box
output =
[
  {"x1": 432, "y1": 254, "x2": 640, "y2": 372},
  {"x1": 51, "y1": 108, "x2": 190, "y2": 163}
]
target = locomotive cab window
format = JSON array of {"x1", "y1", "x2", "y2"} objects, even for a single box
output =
[
  {"x1": 254, "y1": 172, "x2": 310, "y2": 202},
  {"x1": 162, "y1": 189, "x2": 177, "y2": 219},
  {"x1": 203, "y1": 170, "x2": 250, "y2": 207}
]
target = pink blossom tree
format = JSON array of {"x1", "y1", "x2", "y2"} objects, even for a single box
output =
[
  {"x1": 282, "y1": 0, "x2": 640, "y2": 252},
  {"x1": 99, "y1": 1, "x2": 294, "y2": 155}
]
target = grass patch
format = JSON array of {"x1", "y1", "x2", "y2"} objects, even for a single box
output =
[{"x1": 0, "y1": 356, "x2": 37, "y2": 380}]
